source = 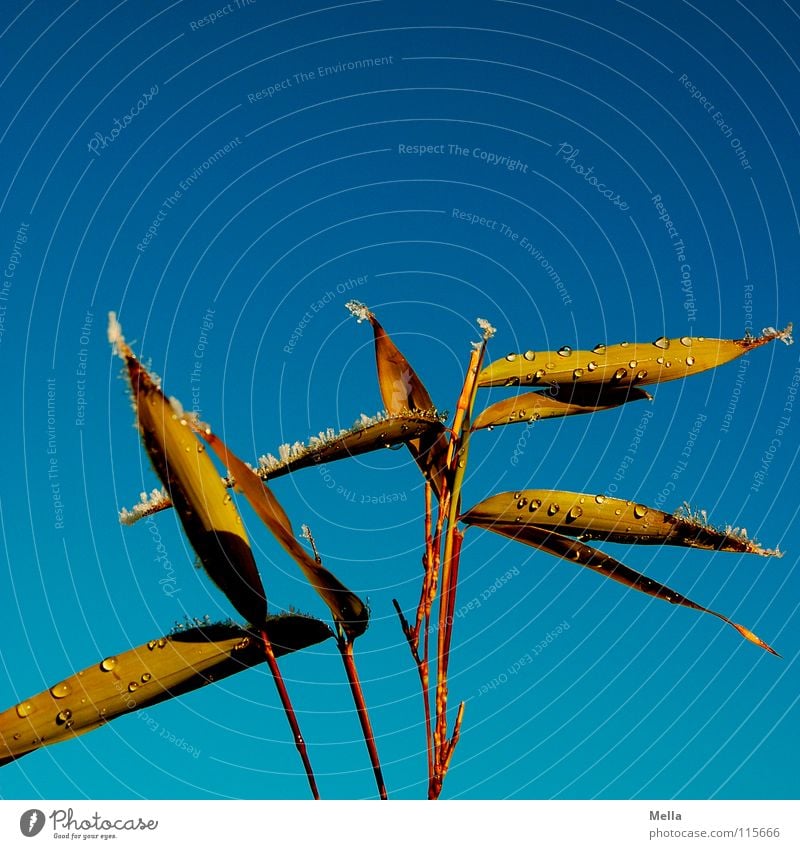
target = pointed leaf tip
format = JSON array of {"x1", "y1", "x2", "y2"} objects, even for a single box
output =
[{"x1": 110, "y1": 317, "x2": 267, "y2": 626}]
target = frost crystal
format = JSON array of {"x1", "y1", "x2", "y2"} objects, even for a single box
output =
[
  {"x1": 477, "y1": 318, "x2": 496, "y2": 339},
  {"x1": 119, "y1": 488, "x2": 171, "y2": 525},
  {"x1": 345, "y1": 300, "x2": 373, "y2": 323}
]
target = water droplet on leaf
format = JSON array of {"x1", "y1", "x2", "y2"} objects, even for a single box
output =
[{"x1": 100, "y1": 657, "x2": 118, "y2": 672}]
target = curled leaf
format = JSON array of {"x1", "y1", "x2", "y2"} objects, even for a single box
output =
[
  {"x1": 202, "y1": 427, "x2": 369, "y2": 641},
  {"x1": 347, "y1": 301, "x2": 449, "y2": 496},
  {"x1": 473, "y1": 386, "x2": 652, "y2": 430},
  {"x1": 108, "y1": 313, "x2": 267, "y2": 626},
  {"x1": 0, "y1": 616, "x2": 333, "y2": 767},
  {"x1": 461, "y1": 490, "x2": 780, "y2": 555},
  {"x1": 477, "y1": 326, "x2": 793, "y2": 389},
  {"x1": 471, "y1": 523, "x2": 779, "y2": 655}
]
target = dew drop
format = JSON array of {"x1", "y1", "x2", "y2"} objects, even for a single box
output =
[
  {"x1": 197, "y1": 444, "x2": 205, "y2": 453},
  {"x1": 13, "y1": 732, "x2": 21, "y2": 740},
  {"x1": 529, "y1": 499, "x2": 542, "y2": 511},
  {"x1": 620, "y1": 341, "x2": 630, "y2": 347},
  {"x1": 504, "y1": 377, "x2": 521, "y2": 387},
  {"x1": 487, "y1": 425, "x2": 495, "y2": 432},
  {"x1": 523, "y1": 350, "x2": 536, "y2": 361},
  {"x1": 614, "y1": 508, "x2": 622, "y2": 516},
  {"x1": 513, "y1": 492, "x2": 521, "y2": 499},
  {"x1": 223, "y1": 494, "x2": 232, "y2": 505},
  {"x1": 656, "y1": 356, "x2": 665, "y2": 365},
  {"x1": 653, "y1": 336, "x2": 670, "y2": 349},
  {"x1": 636, "y1": 370, "x2": 647, "y2": 380},
  {"x1": 557, "y1": 345, "x2": 572, "y2": 357},
  {"x1": 568, "y1": 505, "x2": 583, "y2": 520},
  {"x1": 587, "y1": 361, "x2": 598, "y2": 371},
  {"x1": 16, "y1": 702, "x2": 33, "y2": 718},
  {"x1": 628, "y1": 360, "x2": 638, "y2": 369},
  {"x1": 593, "y1": 343, "x2": 606, "y2": 354},
  {"x1": 50, "y1": 681, "x2": 71, "y2": 699},
  {"x1": 613, "y1": 368, "x2": 627, "y2": 380},
  {"x1": 686, "y1": 356, "x2": 695, "y2": 366},
  {"x1": 56, "y1": 709, "x2": 72, "y2": 724},
  {"x1": 157, "y1": 638, "x2": 167, "y2": 648},
  {"x1": 65, "y1": 720, "x2": 74, "y2": 730},
  {"x1": 147, "y1": 640, "x2": 157, "y2": 651},
  {"x1": 665, "y1": 361, "x2": 672, "y2": 368},
  {"x1": 680, "y1": 336, "x2": 693, "y2": 347},
  {"x1": 633, "y1": 504, "x2": 648, "y2": 519},
  {"x1": 534, "y1": 369, "x2": 546, "y2": 380},
  {"x1": 572, "y1": 368, "x2": 584, "y2": 379},
  {"x1": 517, "y1": 497, "x2": 528, "y2": 509},
  {"x1": 141, "y1": 673, "x2": 152, "y2": 683},
  {"x1": 128, "y1": 682, "x2": 139, "y2": 693},
  {"x1": 505, "y1": 353, "x2": 517, "y2": 362},
  {"x1": 100, "y1": 656, "x2": 118, "y2": 672},
  {"x1": 184, "y1": 445, "x2": 191, "y2": 452},
  {"x1": 595, "y1": 494, "x2": 606, "y2": 504},
  {"x1": 547, "y1": 503, "x2": 559, "y2": 516}
]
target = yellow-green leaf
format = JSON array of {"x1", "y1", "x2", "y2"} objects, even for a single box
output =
[
  {"x1": 109, "y1": 314, "x2": 267, "y2": 626},
  {"x1": 461, "y1": 490, "x2": 779, "y2": 555},
  {"x1": 470, "y1": 523, "x2": 778, "y2": 655},
  {"x1": 202, "y1": 427, "x2": 369, "y2": 641},
  {"x1": 477, "y1": 326, "x2": 793, "y2": 389},
  {"x1": 0, "y1": 616, "x2": 333, "y2": 767},
  {"x1": 472, "y1": 386, "x2": 651, "y2": 430}
]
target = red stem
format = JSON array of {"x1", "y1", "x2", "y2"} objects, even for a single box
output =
[
  {"x1": 259, "y1": 629, "x2": 320, "y2": 800},
  {"x1": 339, "y1": 640, "x2": 388, "y2": 800}
]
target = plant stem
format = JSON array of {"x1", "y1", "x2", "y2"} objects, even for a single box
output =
[
  {"x1": 338, "y1": 638, "x2": 388, "y2": 800},
  {"x1": 259, "y1": 628, "x2": 320, "y2": 800}
]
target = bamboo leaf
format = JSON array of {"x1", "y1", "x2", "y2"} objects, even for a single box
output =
[
  {"x1": 0, "y1": 616, "x2": 333, "y2": 767},
  {"x1": 120, "y1": 411, "x2": 445, "y2": 526},
  {"x1": 473, "y1": 386, "x2": 652, "y2": 430},
  {"x1": 477, "y1": 326, "x2": 793, "y2": 389},
  {"x1": 201, "y1": 427, "x2": 370, "y2": 641},
  {"x1": 469, "y1": 523, "x2": 779, "y2": 655},
  {"x1": 108, "y1": 314, "x2": 268, "y2": 626},
  {"x1": 461, "y1": 490, "x2": 780, "y2": 556},
  {"x1": 347, "y1": 301, "x2": 449, "y2": 497}
]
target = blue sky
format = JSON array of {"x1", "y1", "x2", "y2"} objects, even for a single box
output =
[{"x1": 1, "y1": 0, "x2": 798, "y2": 800}]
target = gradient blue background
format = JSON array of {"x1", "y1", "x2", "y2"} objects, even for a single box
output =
[{"x1": 0, "y1": 0, "x2": 798, "y2": 801}]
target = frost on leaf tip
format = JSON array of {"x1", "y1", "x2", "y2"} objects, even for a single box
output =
[
  {"x1": 760, "y1": 323, "x2": 793, "y2": 346},
  {"x1": 477, "y1": 318, "x2": 496, "y2": 340},
  {"x1": 674, "y1": 502, "x2": 781, "y2": 557},
  {"x1": 345, "y1": 300, "x2": 373, "y2": 323}
]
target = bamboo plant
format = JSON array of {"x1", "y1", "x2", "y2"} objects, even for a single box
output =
[{"x1": 0, "y1": 307, "x2": 792, "y2": 800}]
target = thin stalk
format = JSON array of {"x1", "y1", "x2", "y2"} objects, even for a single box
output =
[
  {"x1": 259, "y1": 628, "x2": 320, "y2": 800},
  {"x1": 431, "y1": 335, "x2": 490, "y2": 799},
  {"x1": 338, "y1": 637, "x2": 388, "y2": 800}
]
